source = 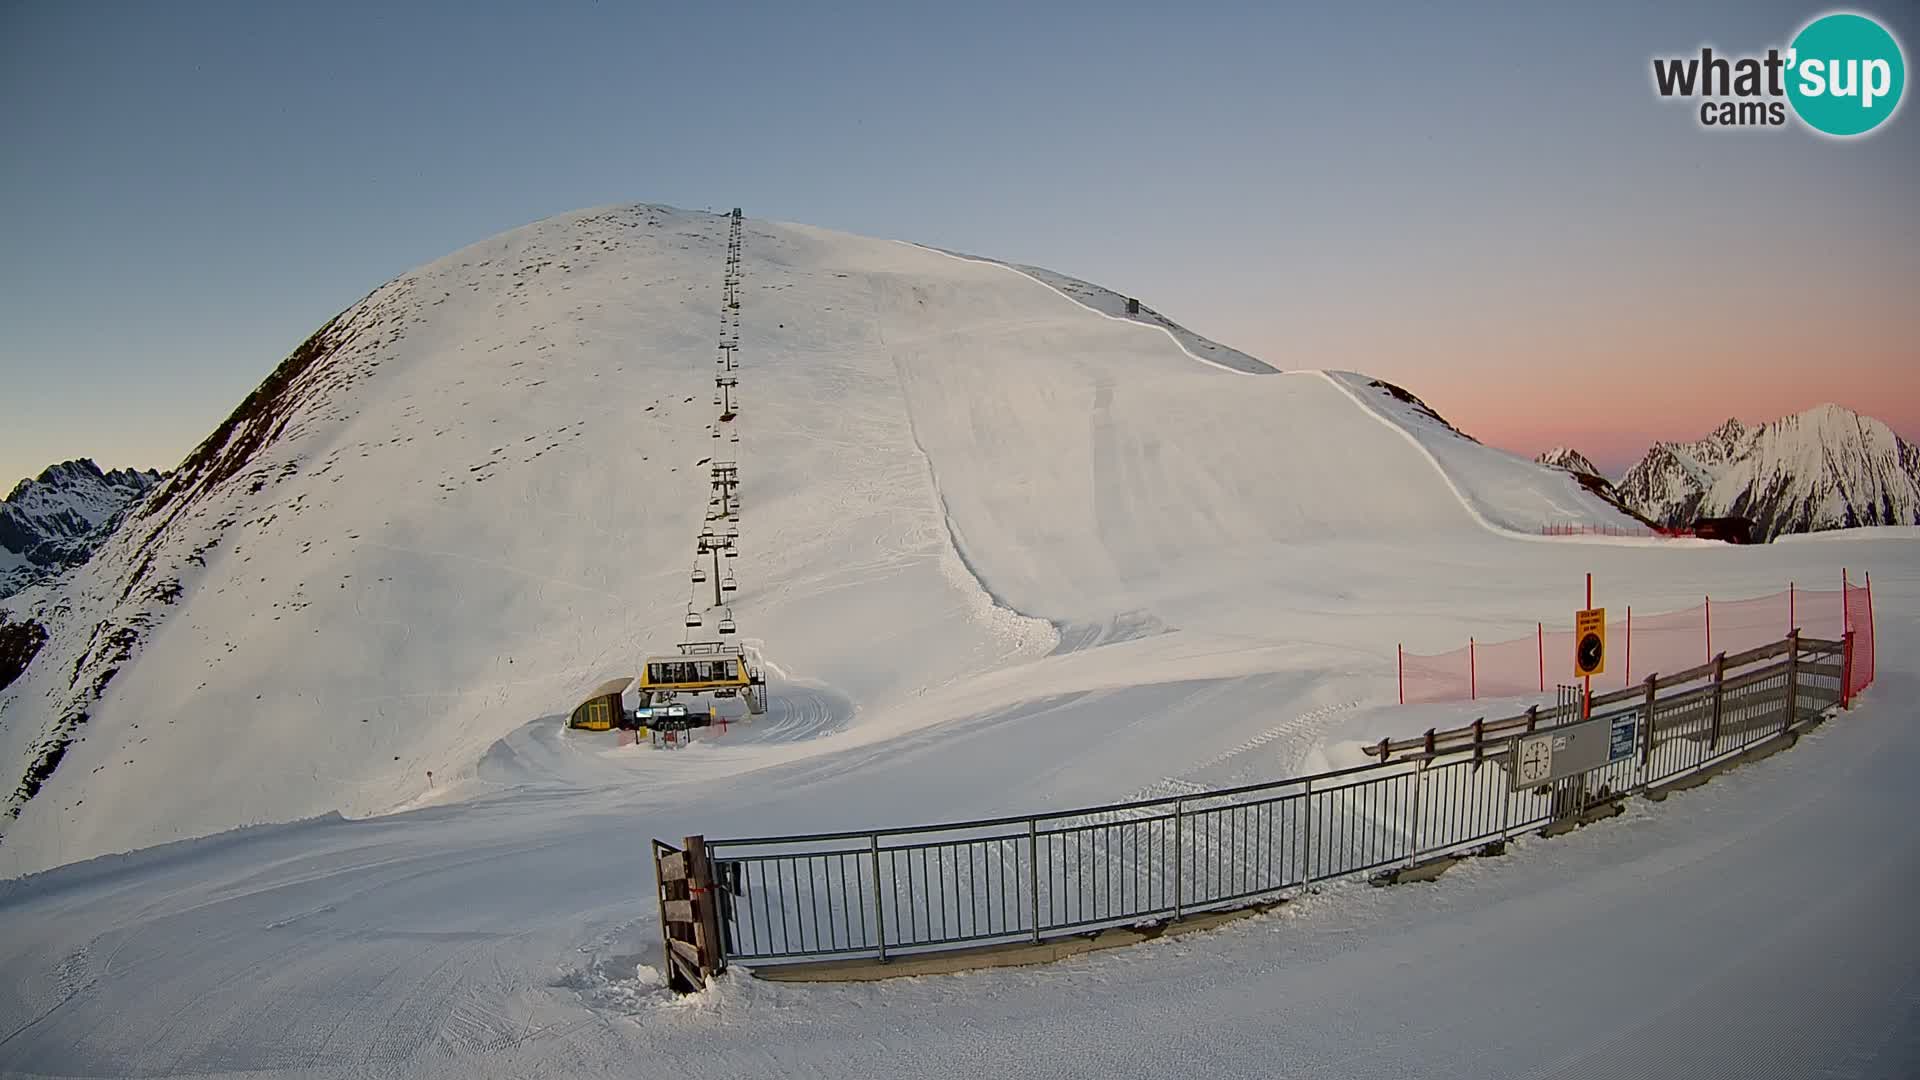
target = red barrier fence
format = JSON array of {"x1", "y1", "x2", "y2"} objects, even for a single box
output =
[
  {"x1": 1399, "y1": 571, "x2": 1876, "y2": 706},
  {"x1": 1540, "y1": 522, "x2": 1696, "y2": 538}
]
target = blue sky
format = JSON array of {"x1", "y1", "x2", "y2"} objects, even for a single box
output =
[{"x1": 2, "y1": 0, "x2": 1915, "y2": 485}]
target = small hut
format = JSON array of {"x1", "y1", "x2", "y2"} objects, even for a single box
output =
[{"x1": 569, "y1": 677, "x2": 633, "y2": 730}]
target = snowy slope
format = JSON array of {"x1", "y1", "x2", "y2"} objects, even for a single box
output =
[
  {"x1": 1618, "y1": 406, "x2": 1920, "y2": 539},
  {"x1": 0, "y1": 540, "x2": 1910, "y2": 1080},
  {"x1": 923, "y1": 246, "x2": 1276, "y2": 374},
  {"x1": 0, "y1": 460, "x2": 162, "y2": 598},
  {"x1": 1324, "y1": 372, "x2": 1649, "y2": 538},
  {"x1": 0, "y1": 205, "x2": 1702, "y2": 876}
]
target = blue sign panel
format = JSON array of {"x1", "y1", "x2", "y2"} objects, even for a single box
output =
[{"x1": 1609, "y1": 715, "x2": 1637, "y2": 763}]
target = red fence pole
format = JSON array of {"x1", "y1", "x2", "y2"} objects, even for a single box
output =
[
  {"x1": 1398, "y1": 644, "x2": 1404, "y2": 705},
  {"x1": 1865, "y1": 571, "x2": 1876, "y2": 689},
  {"x1": 1789, "y1": 581, "x2": 1796, "y2": 634},
  {"x1": 1469, "y1": 638, "x2": 1477, "y2": 701},
  {"x1": 1625, "y1": 605, "x2": 1632, "y2": 685},
  {"x1": 1704, "y1": 595, "x2": 1712, "y2": 664},
  {"x1": 1537, "y1": 622, "x2": 1544, "y2": 692}
]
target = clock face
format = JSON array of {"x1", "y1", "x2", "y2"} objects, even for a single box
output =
[
  {"x1": 1577, "y1": 632, "x2": 1604, "y2": 674},
  {"x1": 1518, "y1": 738, "x2": 1552, "y2": 784}
]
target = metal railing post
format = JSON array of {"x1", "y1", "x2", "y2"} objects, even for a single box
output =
[
  {"x1": 1497, "y1": 746, "x2": 1512, "y2": 839},
  {"x1": 1172, "y1": 800, "x2": 1185, "y2": 919},
  {"x1": 1841, "y1": 630, "x2": 1854, "y2": 710},
  {"x1": 1782, "y1": 630, "x2": 1800, "y2": 736},
  {"x1": 1027, "y1": 817, "x2": 1041, "y2": 943},
  {"x1": 1301, "y1": 778, "x2": 1313, "y2": 885},
  {"x1": 1408, "y1": 761, "x2": 1424, "y2": 866},
  {"x1": 869, "y1": 833, "x2": 887, "y2": 962}
]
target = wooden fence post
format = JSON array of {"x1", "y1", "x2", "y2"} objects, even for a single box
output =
[
  {"x1": 684, "y1": 835, "x2": 726, "y2": 979},
  {"x1": 653, "y1": 840, "x2": 703, "y2": 994},
  {"x1": 1707, "y1": 654, "x2": 1726, "y2": 752},
  {"x1": 1640, "y1": 674, "x2": 1658, "y2": 768}
]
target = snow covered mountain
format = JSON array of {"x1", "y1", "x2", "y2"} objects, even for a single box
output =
[
  {"x1": 0, "y1": 460, "x2": 163, "y2": 599},
  {"x1": 1616, "y1": 407, "x2": 1920, "y2": 541},
  {"x1": 1536, "y1": 447, "x2": 1600, "y2": 477},
  {"x1": 0, "y1": 203, "x2": 1643, "y2": 875}
]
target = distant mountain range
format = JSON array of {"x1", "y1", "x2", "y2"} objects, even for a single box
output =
[
  {"x1": 1, "y1": 460, "x2": 164, "y2": 599},
  {"x1": 1538, "y1": 405, "x2": 1920, "y2": 541}
]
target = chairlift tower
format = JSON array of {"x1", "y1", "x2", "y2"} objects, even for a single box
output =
[{"x1": 695, "y1": 531, "x2": 737, "y2": 607}]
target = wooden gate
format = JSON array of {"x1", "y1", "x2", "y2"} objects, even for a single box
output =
[{"x1": 651, "y1": 836, "x2": 726, "y2": 993}]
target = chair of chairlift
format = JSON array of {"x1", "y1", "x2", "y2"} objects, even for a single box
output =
[
  {"x1": 684, "y1": 605, "x2": 703, "y2": 628},
  {"x1": 692, "y1": 564, "x2": 708, "y2": 584},
  {"x1": 721, "y1": 572, "x2": 738, "y2": 593},
  {"x1": 717, "y1": 610, "x2": 737, "y2": 635}
]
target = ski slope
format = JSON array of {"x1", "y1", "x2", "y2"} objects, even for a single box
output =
[
  {"x1": 0, "y1": 545, "x2": 1910, "y2": 1079},
  {"x1": 0, "y1": 204, "x2": 1912, "y2": 1078},
  {"x1": 1, "y1": 204, "x2": 1639, "y2": 877}
]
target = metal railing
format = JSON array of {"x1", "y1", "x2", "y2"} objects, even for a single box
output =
[{"x1": 700, "y1": 634, "x2": 1847, "y2": 967}]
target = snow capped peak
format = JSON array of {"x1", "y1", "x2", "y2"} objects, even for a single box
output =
[
  {"x1": 1536, "y1": 447, "x2": 1600, "y2": 477},
  {"x1": 1617, "y1": 405, "x2": 1919, "y2": 540},
  {"x1": 1709, "y1": 417, "x2": 1748, "y2": 442},
  {"x1": 2, "y1": 459, "x2": 165, "y2": 599}
]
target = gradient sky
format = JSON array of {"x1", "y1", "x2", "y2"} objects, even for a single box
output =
[{"x1": 2, "y1": 1, "x2": 1915, "y2": 486}]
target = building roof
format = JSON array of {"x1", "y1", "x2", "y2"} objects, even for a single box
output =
[{"x1": 577, "y1": 677, "x2": 633, "y2": 706}]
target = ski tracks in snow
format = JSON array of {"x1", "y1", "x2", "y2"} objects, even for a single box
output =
[{"x1": 1122, "y1": 698, "x2": 1361, "y2": 803}]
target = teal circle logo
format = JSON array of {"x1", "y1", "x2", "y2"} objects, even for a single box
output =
[{"x1": 1786, "y1": 13, "x2": 1906, "y2": 136}]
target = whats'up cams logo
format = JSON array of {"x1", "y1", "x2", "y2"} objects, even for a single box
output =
[{"x1": 1652, "y1": 11, "x2": 1906, "y2": 136}]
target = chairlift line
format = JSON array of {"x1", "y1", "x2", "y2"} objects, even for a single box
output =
[{"x1": 634, "y1": 206, "x2": 762, "y2": 741}]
